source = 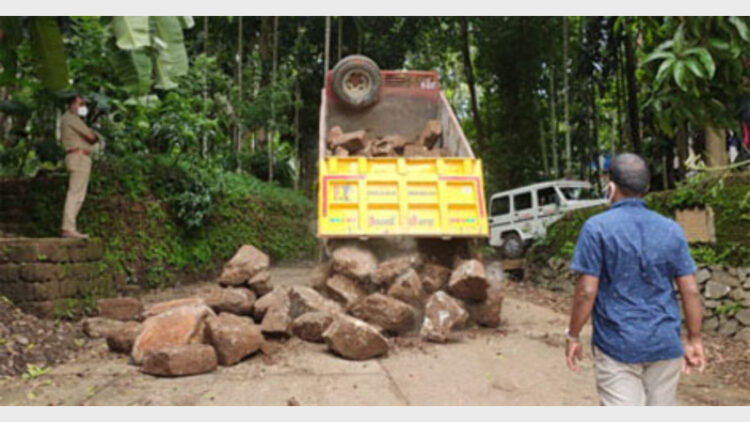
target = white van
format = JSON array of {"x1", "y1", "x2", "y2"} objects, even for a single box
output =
[{"x1": 488, "y1": 180, "x2": 607, "y2": 258}]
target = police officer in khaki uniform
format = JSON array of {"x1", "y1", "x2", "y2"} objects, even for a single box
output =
[{"x1": 60, "y1": 95, "x2": 98, "y2": 239}]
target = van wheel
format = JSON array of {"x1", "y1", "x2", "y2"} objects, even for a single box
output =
[
  {"x1": 501, "y1": 233, "x2": 524, "y2": 259},
  {"x1": 331, "y1": 55, "x2": 381, "y2": 109}
]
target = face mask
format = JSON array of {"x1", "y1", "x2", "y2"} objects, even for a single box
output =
[
  {"x1": 77, "y1": 105, "x2": 89, "y2": 118},
  {"x1": 606, "y1": 182, "x2": 616, "y2": 205}
]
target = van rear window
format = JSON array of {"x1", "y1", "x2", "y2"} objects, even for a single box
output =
[
  {"x1": 491, "y1": 197, "x2": 510, "y2": 216},
  {"x1": 513, "y1": 192, "x2": 532, "y2": 211}
]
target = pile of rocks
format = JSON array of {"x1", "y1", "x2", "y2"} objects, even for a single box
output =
[
  {"x1": 528, "y1": 256, "x2": 750, "y2": 341},
  {"x1": 326, "y1": 120, "x2": 448, "y2": 158}
]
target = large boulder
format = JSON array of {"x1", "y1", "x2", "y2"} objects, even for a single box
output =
[
  {"x1": 97, "y1": 297, "x2": 143, "y2": 321},
  {"x1": 349, "y1": 293, "x2": 416, "y2": 333},
  {"x1": 421, "y1": 263, "x2": 451, "y2": 293},
  {"x1": 704, "y1": 281, "x2": 731, "y2": 299},
  {"x1": 292, "y1": 312, "x2": 335, "y2": 343},
  {"x1": 289, "y1": 286, "x2": 342, "y2": 317},
  {"x1": 82, "y1": 317, "x2": 137, "y2": 339},
  {"x1": 132, "y1": 304, "x2": 215, "y2": 364},
  {"x1": 331, "y1": 245, "x2": 377, "y2": 281},
  {"x1": 252, "y1": 286, "x2": 290, "y2": 320},
  {"x1": 447, "y1": 259, "x2": 488, "y2": 301},
  {"x1": 421, "y1": 291, "x2": 469, "y2": 343},
  {"x1": 387, "y1": 268, "x2": 423, "y2": 308},
  {"x1": 309, "y1": 261, "x2": 333, "y2": 291},
  {"x1": 106, "y1": 323, "x2": 143, "y2": 354},
  {"x1": 325, "y1": 274, "x2": 367, "y2": 306},
  {"x1": 205, "y1": 313, "x2": 263, "y2": 366},
  {"x1": 247, "y1": 270, "x2": 272, "y2": 297},
  {"x1": 260, "y1": 308, "x2": 293, "y2": 337},
  {"x1": 466, "y1": 273, "x2": 504, "y2": 328},
  {"x1": 371, "y1": 255, "x2": 420, "y2": 286},
  {"x1": 141, "y1": 344, "x2": 218, "y2": 377},
  {"x1": 203, "y1": 287, "x2": 256, "y2": 315},
  {"x1": 218, "y1": 245, "x2": 270, "y2": 286},
  {"x1": 142, "y1": 298, "x2": 206, "y2": 319},
  {"x1": 322, "y1": 315, "x2": 389, "y2": 360}
]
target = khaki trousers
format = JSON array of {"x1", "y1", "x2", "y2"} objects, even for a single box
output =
[
  {"x1": 593, "y1": 345, "x2": 682, "y2": 406},
  {"x1": 61, "y1": 154, "x2": 91, "y2": 232}
]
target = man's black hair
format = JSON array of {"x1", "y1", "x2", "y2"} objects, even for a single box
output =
[
  {"x1": 67, "y1": 94, "x2": 83, "y2": 107},
  {"x1": 610, "y1": 153, "x2": 650, "y2": 197}
]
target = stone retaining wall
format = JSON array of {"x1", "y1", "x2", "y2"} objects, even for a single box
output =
[{"x1": 527, "y1": 257, "x2": 750, "y2": 341}]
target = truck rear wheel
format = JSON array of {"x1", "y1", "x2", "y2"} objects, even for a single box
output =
[
  {"x1": 501, "y1": 232, "x2": 524, "y2": 259},
  {"x1": 331, "y1": 55, "x2": 381, "y2": 109}
]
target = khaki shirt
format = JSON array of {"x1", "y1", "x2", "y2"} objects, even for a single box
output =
[{"x1": 60, "y1": 110, "x2": 93, "y2": 152}]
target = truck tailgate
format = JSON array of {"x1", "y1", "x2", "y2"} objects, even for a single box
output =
[{"x1": 318, "y1": 157, "x2": 489, "y2": 238}]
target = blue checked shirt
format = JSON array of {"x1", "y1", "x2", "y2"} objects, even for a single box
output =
[{"x1": 570, "y1": 198, "x2": 697, "y2": 363}]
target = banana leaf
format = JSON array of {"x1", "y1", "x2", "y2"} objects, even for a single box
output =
[
  {"x1": 178, "y1": 16, "x2": 195, "y2": 29},
  {"x1": 28, "y1": 17, "x2": 69, "y2": 91},
  {"x1": 0, "y1": 17, "x2": 21, "y2": 85},
  {"x1": 111, "y1": 16, "x2": 151, "y2": 50},
  {"x1": 107, "y1": 38, "x2": 153, "y2": 95},
  {"x1": 150, "y1": 16, "x2": 189, "y2": 90}
]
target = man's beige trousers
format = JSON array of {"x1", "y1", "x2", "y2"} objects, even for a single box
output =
[
  {"x1": 61, "y1": 154, "x2": 91, "y2": 232},
  {"x1": 593, "y1": 345, "x2": 682, "y2": 406}
]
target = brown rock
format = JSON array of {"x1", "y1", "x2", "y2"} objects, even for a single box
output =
[
  {"x1": 331, "y1": 244, "x2": 377, "y2": 281},
  {"x1": 106, "y1": 323, "x2": 143, "y2": 354},
  {"x1": 205, "y1": 313, "x2": 263, "y2": 366},
  {"x1": 421, "y1": 291, "x2": 469, "y2": 343},
  {"x1": 330, "y1": 129, "x2": 366, "y2": 152},
  {"x1": 260, "y1": 308, "x2": 292, "y2": 337},
  {"x1": 418, "y1": 120, "x2": 442, "y2": 148},
  {"x1": 82, "y1": 317, "x2": 134, "y2": 339},
  {"x1": 349, "y1": 293, "x2": 416, "y2": 333},
  {"x1": 466, "y1": 275, "x2": 504, "y2": 327},
  {"x1": 247, "y1": 270, "x2": 272, "y2": 297},
  {"x1": 310, "y1": 261, "x2": 332, "y2": 291},
  {"x1": 97, "y1": 297, "x2": 143, "y2": 321},
  {"x1": 322, "y1": 315, "x2": 389, "y2": 360},
  {"x1": 424, "y1": 148, "x2": 449, "y2": 157},
  {"x1": 218, "y1": 245, "x2": 270, "y2": 286},
  {"x1": 421, "y1": 263, "x2": 451, "y2": 293},
  {"x1": 132, "y1": 304, "x2": 215, "y2": 364},
  {"x1": 381, "y1": 135, "x2": 412, "y2": 150},
  {"x1": 387, "y1": 268, "x2": 423, "y2": 308},
  {"x1": 326, "y1": 274, "x2": 367, "y2": 306},
  {"x1": 252, "y1": 286, "x2": 290, "y2": 320},
  {"x1": 142, "y1": 298, "x2": 206, "y2": 319},
  {"x1": 372, "y1": 255, "x2": 420, "y2": 286},
  {"x1": 403, "y1": 144, "x2": 430, "y2": 157},
  {"x1": 327, "y1": 126, "x2": 343, "y2": 145},
  {"x1": 447, "y1": 259, "x2": 488, "y2": 301},
  {"x1": 289, "y1": 286, "x2": 342, "y2": 317},
  {"x1": 203, "y1": 287, "x2": 256, "y2": 315},
  {"x1": 292, "y1": 312, "x2": 335, "y2": 343},
  {"x1": 370, "y1": 139, "x2": 396, "y2": 157},
  {"x1": 334, "y1": 146, "x2": 350, "y2": 157},
  {"x1": 141, "y1": 344, "x2": 217, "y2": 377}
]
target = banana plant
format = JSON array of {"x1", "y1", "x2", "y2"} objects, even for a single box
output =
[{"x1": 0, "y1": 17, "x2": 69, "y2": 91}]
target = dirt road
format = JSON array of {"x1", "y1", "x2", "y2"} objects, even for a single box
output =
[{"x1": 0, "y1": 264, "x2": 747, "y2": 406}]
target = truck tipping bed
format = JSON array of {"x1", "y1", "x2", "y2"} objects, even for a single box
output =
[{"x1": 317, "y1": 70, "x2": 488, "y2": 238}]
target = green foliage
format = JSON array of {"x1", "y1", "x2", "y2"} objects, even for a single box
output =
[
  {"x1": 22, "y1": 364, "x2": 50, "y2": 380},
  {"x1": 28, "y1": 17, "x2": 70, "y2": 91},
  {"x1": 715, "y1": 301, "x2": 743, "y2": 316}
]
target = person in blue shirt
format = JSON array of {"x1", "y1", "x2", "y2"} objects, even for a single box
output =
[{"x1": 564, "y1": 153, "x2": 705, "y2": 406}]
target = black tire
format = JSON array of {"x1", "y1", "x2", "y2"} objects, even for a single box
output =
[
  {"x1": 501, "y1": 232, "x2": 525, "y2": 259},
  {"x1": 331, "y1": 55, "x2": 381, "y2": 109}
]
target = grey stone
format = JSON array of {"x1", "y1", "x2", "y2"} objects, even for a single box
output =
[
  {"x1": 696, "y1": 268, "x2": 711, "y2": 284},
  {"x1": 703, "y1": 317, "x2": 720, "y2": 332},
  {"x1": 704, "y1": 299, "x2": 720, "y2": 309},
  {"x1": 712, "y1": 269, "x2": 740, "y2": 288},
  {"x1": 718, "y1": 318, "x2": 740, "y2": 336},
  {"x1": 704, "y1": 281, "x2": 731, "y2": 299},
  {"x1": 743, "y1": 279, "x2": 750, "y2": 290},
  {"x1": 729, "y1": 289, "x2": 750, "y2": 307},
  {"x1": 735, "y1": 309, "x2": 750, "y2": 326},
  {"x1": 734, "y1": 327, "x2": 750, "y2": 342}
]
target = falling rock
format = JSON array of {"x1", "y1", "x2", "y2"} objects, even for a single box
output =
[
  {"x1": 205, "y1": 313, "x2": 263, "y2": 366},
  {"x1": 371, "y1": 255, "x2": 420, "y2": 287},
  {"x1": 447, "y1": 259, "x2": 489, "y2": 301},
  {"x1": 326, "y1": 274, "x2": 367, "y2": 306},
  {"x1": 97, "y1": 297, "x2": 143, "y2": 321},
  {"x1": 203, "y1": 287, "x2": 256, "y2": 316},
  {"x1": 387, "y1": 268, "x2": 424, "y2": 308},
  {"x1": 420, "y1": 291, "x2": 469, "y2": 343},
  {"x1": 252, "y1": 286, "x2": 290, "y2": 320},
  {"x1": 142, "y1": 298, "x2": 206, "y2": 319},
  {"x1": 704, "y1": 281, "x2": 731, "y2": 299},
  {"x1": 106, "y1": 322, "x2": 143, "y2": 354},
  {"x1": 322, "y1": 315, "x2": 389, "y2": 360},
  {"x1": 247, "y1": 270, "x2": 272, "y2": 297},
  {"x1": 292, "y1": 312, "x2": 335, "y2": 343},
  {"x1": 289, "y1": 285, "x2": 342, "y2": 317},
  {"x1": 466, "y1": 274, "x2": 505, "y2": 328},
  {"x1": 260, "y1": 308, "x2": 293, "y2": 337},
  {"x1": 218, "y1": 245, "x2": 270, "y2": 286},
  {"x1": 82, "y1": 317, "x2": 136, "y2": 339},
  {"x1": 418, "y1": 120, "x2": 442, "y2": 148},
  {"x1": 331, "y1": 245, "x2": 377, "y2": 281},
  {"x1": 421, "y1": 263, "x2": 451, "y2": 293},
  {"x1": 141, "y1": 344, "x2": 218, "y2": 377},
  {"x1": 132, "y1": 304, "x2": 215, "y2": 364},
  {"x1": 349, "y1": 293, "x2": 416, "y2": 333},
  {"x1": 696, "y1": 268, "x2": 712, "y2": 284}
]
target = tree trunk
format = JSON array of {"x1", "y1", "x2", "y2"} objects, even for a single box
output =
[
  {"x1": 550, "y1": 66, "x2": 559, "y2": 178},
  {"x1": 459, "y1": 17, "x2": 485, "y2": 153},
  {"x1": 235, "y1": 16, "x2": 243, "y2": 172},
  {"x1": 562, "y1": 16, "x2": 572, "y2": 176},
  {"x1": 324, "y1": 16, "x2": 331, "y2": 74},
  {"x1": 676, "y1": 123, "x2": 688, "y2": 180},
  {"x1": 539, "y1": 116, "x2": 549, "y2": 178},
  {"x1": 623, "y1": 24, "x2": 641, "y2": 154},
  {"x1": 705, "y1": 126, "x2": 728, "y2": 167}
]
